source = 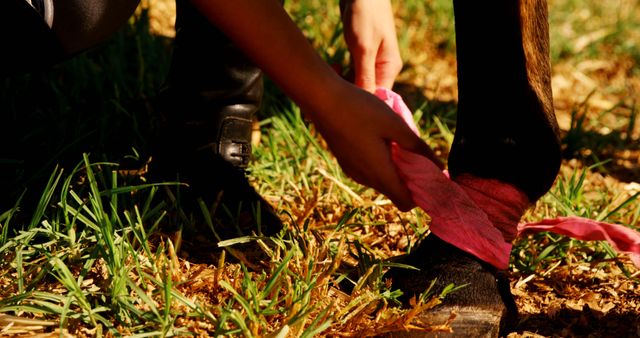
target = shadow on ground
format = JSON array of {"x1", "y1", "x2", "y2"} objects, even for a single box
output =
[
  {"x1": 514, "y1": 306, "x2": 640, "y2": 337},
  {"x1": 0, "y1": 14, "x2": 171, "y2": 212},
  {"x1": 562, "y1": 127, "x2": 640, "y2": 183}
]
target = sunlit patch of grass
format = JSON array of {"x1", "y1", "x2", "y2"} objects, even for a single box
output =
[
  {"x1": 514, "y1": 160, "x2": 640, "y2": 275},
  {"x1": 0, "y1": 158, "x2": 189, "y2": 336},
  {"x1": 393, "y1": 0, "x2": 455, "y2": 55},
  {"x1": 549, "y1": 0, "x2": 640, "y2": 62}
]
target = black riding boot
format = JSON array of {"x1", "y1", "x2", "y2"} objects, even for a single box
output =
[{"x1": 153, "y1": 0, "x2": 282, "y2": 253}]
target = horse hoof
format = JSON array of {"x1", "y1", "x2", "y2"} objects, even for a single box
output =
[{"x1": 384, "y1": 235, "x2": 517, "y2": 337}]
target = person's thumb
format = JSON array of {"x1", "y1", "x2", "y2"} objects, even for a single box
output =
[{"x1": 387, "y1": 116, "x2": 444, "y2": 170}]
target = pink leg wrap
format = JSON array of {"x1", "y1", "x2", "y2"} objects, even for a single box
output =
[{"x1": 378, "y1": 88, "x2": 640, "y2": 269}]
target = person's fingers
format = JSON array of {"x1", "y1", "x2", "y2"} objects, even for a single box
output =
[
  {"x1": 352, "y1": 47, "x2": 377, "y2": 93},
  {"x1": 375, "y1": 41, "x2": 402, "y2": 89},
  {"x1": 369, "y1": 148, "x2": 416, "y2": 211},
  {"x1": 385, "y1": 114, "x2": 445, "y2": 169},
  {"x1": 375, "y1": 68, "x2": 396, "y2": 89},
  {"x1": 337, "y1": 141, "x2": 415, "y2": 211}
]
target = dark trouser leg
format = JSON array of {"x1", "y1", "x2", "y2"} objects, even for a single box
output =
[
  {"x1": 50, "y1": 0, "x2": 140, "y2": 55},
  {"x1": 0, "y1": 0, "x2": 63, "y2": 76},
  {"x1": 154, "y1": 0, "x2": 281, "y2": 247},
  {"x1": 448, "y1": 0, "x2": 561, "y2": 203},
  {"x1": 1, "y1": 0, "x2": 140, "y2": 75},
  {"x1": 388, "y1": 1, "x2": 558, "y2": 336}
]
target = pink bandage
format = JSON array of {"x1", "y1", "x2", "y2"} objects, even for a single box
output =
[{"x1": 377, "y1": 88, "x2": 640, "y2": 269}]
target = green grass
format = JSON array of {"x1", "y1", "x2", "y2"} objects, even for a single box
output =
[
  {"x1": 0, "y1": 152, "x2": 434, "y2": 336},
  {"x1": 1, "y1": 0, "x2": 639, "y2": 336},
  {"x1": 549, "y1": 0, "x2": 640, "y2": 63},
  {"x1": 513, "y1": 160, "x2": 640, "y2": 274}
]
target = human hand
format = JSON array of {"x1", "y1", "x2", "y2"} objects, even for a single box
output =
[
  {"x1": 341, "y1": 0, "x2": 402, "y2": 92},
  {"x1": 308, "y1": 82, "x2": 442, "y2": 211}
]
